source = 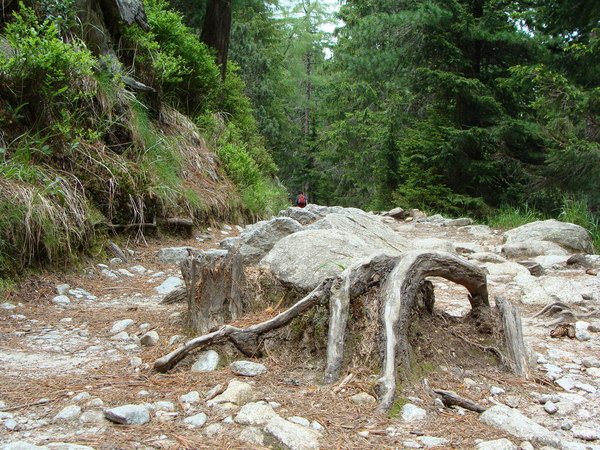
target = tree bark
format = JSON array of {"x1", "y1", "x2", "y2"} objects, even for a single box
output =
[{"x1": 201, "y1": 0, "x2": 232, "y2": 80}]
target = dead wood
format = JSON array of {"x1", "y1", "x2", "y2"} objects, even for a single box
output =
[
  {"x1": 496, "y1": 296, "x2": 531, "y2": 379},
  {"x1": 160, "y1": 285, "x2": 187, "y2": 304},
  {"x1": 433, "y1": 389, "x2": 486, "y2": 413},
  {"x1": 532, "y1": 302, "x2": 600, "y2": 327},
  {"x1": 107, "y1": 240, "x2": 129, "y2": 263}
]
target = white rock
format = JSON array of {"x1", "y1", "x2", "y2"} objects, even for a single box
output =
[
  {"x1": 111, "y1": 331, "x2": 129, "y2": 341},
  {"x1": 351, "y1": 392, "x2": 377, "y2": 406},
  {"x1": 572, "y1": 427, "x2": 600, "y2": 441},
  {"x1": 104, "y1": 404, "x2": 150, "y2": 425},
  {"x1": 288, "y1": 416, "x2": 310, "y2": 427},
  {"x1": 479, "y1": 404, "x2": 560, "y2": 447},
  {"x1": 310, "y1": 421, "x2": 324, "y2": 431},
  {"x1": 129, "y1": 265, "x2": 147, "y2": 274},
  {"x1": 582, "y1": 357, "x2": 600, "y2": 368},
  {"x1": 235, "y1": 402, "x2": 279, "y2": 426},
  {"x1": 4, "y1": 418, "x2": 19, "y2": 430},
  {"x1": 230, "y1": 360, "x2": 267, "y2": 377},
  {"x1": 110, "y1": 319, "x2": 134, "y2": 334},
  {"x1": 491, "y1": 386, "x2": 506, "y2": 395},
  {"x1": 575, "y1": 321, "x2": 592, "y2": 341},
  {"x1": 130, "y1": 357, "x2": 143, "y2": 368},
  {"x1": 140, "y1": 330, "x2": 159, "y2": 346},
  {"x1": 157, "y1": 247, "x2": 196, "y2": 265},
  {"x1": 417, "y1": 436, "x2": 449, "y2": 448},
  {"x1": 116, "y1": 269, "x2": 135, "y2": 277},
  {"x1": 52, "y1": 295, "x2": 71, "y2": 305},
  {"x1": 101, "y1": 269, "x2": 118, "y2": 280},
  {"x1": 79, "y1": 410, "x2": 107, "y2": 424},
  {"x1": 543, "y1": 401, "x2": 558, "y2": 414},
  {"x1": 72, "y1": 392, "x2": 90, "y2": 402},
  {"x1": 191, "y1": 350, "x2": 220, "y2": 372},
  {"x1": 56, "y1": 284, "x2": 70, "y2": 295},
  {"x1": 401, "y1": 403, "x2": 427, "y2": 422},
  {"x1": 264, "y1": 416, "x2": 321, "y2": 449},
  {"x1": 53, "y1": 405, "x2": 81, "y2": 422},
  {"x1": 152, "y1": 401, "x2": 175, "y2": 411},
  {"x1": 204, "y1": 423, "x2": 224, "y2": 436},
  {"x1": 519, "y1": 442, "x2": 534, "y2": 450},
  {"x1": 155, "y1": 277, "x2": 184, "y2": 295},
  {"x1": 179, "y1": 391, "x2": 200, "y2": 404},
  {"x1": 183, "y1": 412, "x2": 207, "y2": 428}
]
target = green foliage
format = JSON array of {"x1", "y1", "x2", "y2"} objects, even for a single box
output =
[
  {"x1": 0, "y1": 3, "x2": 95, "y2": 109},
  {"x1": 559, "y1": 196, "x2": 600, "y2": 253},
  {"x1": 123, "y1": 0, "x2": 220, "y2": 115},
  {"x1": 486, "y1": 204, "x2": 547, "y2": 230}
]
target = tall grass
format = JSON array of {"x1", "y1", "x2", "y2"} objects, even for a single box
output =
[{"x1": 485, "y1": 204, "x2": 547, "y2": 230}]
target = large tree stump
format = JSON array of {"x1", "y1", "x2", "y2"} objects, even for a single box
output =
[
  {"x1": 495, "y1": 296, "x2": 531, "y2": 379},
  {"x1": 155, "y1": 251, "x2": 524, "y2": 413}
]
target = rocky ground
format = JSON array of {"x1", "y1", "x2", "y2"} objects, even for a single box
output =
[{"x1": 0, "y1": 207, "x2": 599, "y2": 450}]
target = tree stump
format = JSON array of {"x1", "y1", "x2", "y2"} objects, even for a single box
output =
[{"x1": 184, "y1": 248, "x2": 248, "y2": 334}]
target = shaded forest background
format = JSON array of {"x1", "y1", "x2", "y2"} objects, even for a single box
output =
[{"x1": 0, "y1": 0, "x2": 598, "y2": 281}]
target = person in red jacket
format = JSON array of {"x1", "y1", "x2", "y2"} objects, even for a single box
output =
[{"x1": 295, "y1": 192, "x2": 307, "y2": 208}]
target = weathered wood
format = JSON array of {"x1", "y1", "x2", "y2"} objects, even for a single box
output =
[
  {"x1": 375, "y1": 251, "x2": 489, "y2": 412},
  {"x1": 188, "y1": 249, "x2": 247, "y2": 334},
  {"x1": 495, "y1": 296, "x2": 531, "y2": 379},
  {"x1": 107, "y1": 240, "x2": 129, "y2": 263},
  {"x1": 433, "y1": 389, "x2": 486, "y2": 413},
  {"x1": 160, "y1": 285, "x2": 187, "y2": 304}
]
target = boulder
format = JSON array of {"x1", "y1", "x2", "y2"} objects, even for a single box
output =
[
  {"x1": 501, "y1": 241, "x2": 570, "y2": 259},
  {"x1": 278, "y1": 206, "x2": 319, "y2": 224},
  {"x1": 479, "y1": 404, "x2": 560, "y2": 447},
  {"x1": 238, "y1": 217, "x2": 303, "y2": 265},
  {"x1": 503, "y1": 220, "x2": 593, "y2": 253}
]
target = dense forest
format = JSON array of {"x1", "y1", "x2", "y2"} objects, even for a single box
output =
[{"x1": 0, "y1": 0, "x2": 598, "y2": 282}]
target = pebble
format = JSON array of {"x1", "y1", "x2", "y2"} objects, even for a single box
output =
[
  {"x1": 53, "y1": 405, "x2": 81, "y2": 422},
  {"x1": 110, "y1": 319, "x2": 134, "y2": 334},
  {"x1": 401, "y1": 403, "x2": 427, "y2": 422},
  {"x1": 56, "y1": 284, "x2": 70, "y2": 295},
  {"x1": 52, "y1": 295, "x2": 71, "y2": 305},
  {"x1": 180, "y1": 391, "x2": 200, "y2": 403},
  {"x1": 183, "y1": 412, "x2": 207, "y2": 428},
  {"x1": 572, "y1": 426, "x2": 600, "y2": 441},
  {"x1": 490, "y1": 386, "x2": 506, "y2": 395},
  {"x1": 140, "y1": 330, "x2": 159, "y2": 346},
  {"x1": 230, "y1": 361, "x2": 267, "y2": 377},
  {"x1": 544, "y1": 401, "x2": 558, "y2": 414}
]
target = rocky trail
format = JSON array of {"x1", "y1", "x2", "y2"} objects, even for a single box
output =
[{"x1": 0, "y1": 205, "x2": 599, "y2": 450}]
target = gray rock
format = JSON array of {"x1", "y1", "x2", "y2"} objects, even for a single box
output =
[
  {"x1": 219, "y1": 237, "x2": 241, "y2": 250},
  {"x1": 479, "y1": 404, "x2": 560, "y2": 447},
  {"x1": 157, "y1": 247, "x2": 196, "y2": 265},
  {"x1": 469, "y1": 252, "x2": 507, "y2": 264},
  {"x1": 79, "y1": 410, "x2": 107, "y2": 424},
  {"x1": 238, "y1": 216, "x2": 303, "y2": 264},
  {"x1": 238, "y1": 426, "x2": 265, "y2": 446},
  {"x1": 52, "y1": 295, "x2": 71, "y2": 305},
  {"x1": 1, "y1": 443, "x2": 48, "y2": 450},
  {"x1": 210, "y1": 380, "x2": 259, "y2": 406},
  {"x1": 230, "y1": 361, "x2": 267, "y2": 377},
  {"x1": 110, "y1": 319, "x2": 134, "y2": 334},
  {"x1": 179, "y1": 391, "x2": 200, "y2": 404},
  {"x1": 310, "y1": 421, "x2": 324, "y2": 431},
  {"x1": 53, "y1": 405, "x2": 81, "y2": 422},
  {"x1": 575, "y1": 321, "x2": 591, "y2": 341},
  {"x1": 288, "y1": 416, "x2": 310, "y2": 427},
  {"x1": 475, "y1": 438, "x2": 517, "y2": 450},
  {"x1": 416, "y1": 436, "x2": 449, "y2": 448},
  {"x1": 56, "y1": 284, "x2": 70, "y2": 295},
  {"x1": 183, "y1": 412, "x2": 207, "y2": 428},
  {"x1": 443, "y1": 218, "x2": 473, "y2": 227},
  {"x1": 204, "y1": 423, "x2": 224, "y2": 436},
  {"x1": 582, "y1": 357, "x2": 600, "y2": 368},
  {"x1": 490, "y1": 386, "x2": 506, "y2": 395},
  {"x1": 191, "y1": 350, "x2": 220, "y2": 372},
  {"x1": 140, "y1": 330, "x2": 159, "y2": 346},
  {"x1": 351, "y1": 392, "x2": 377, "y2": 406},
  {"x1": 278, "y1": 207, "x2": 318, "y2": 225},
  {"x1": 544, "y1": 401, "x2": 558, "y2": 414},
  {"x1": 519, "y1": 442, "x2": 534, "y2": 450},
  {"x1": 264, "y1": 416, "x2": 321, "y2": 450},
  {"x1": 501, "y1": 241, "x2": 570, "y2": 259},
  {"x1": 152, "y1": 401, "x2": 175, "y2": 411},
  {"x1": 401, "y1": 403, "x2": 427, "y2": 422},
  {"x1": 572, "y1": 427, "x2": 600, "y2": 441},
  {"x1": 155, "y1": 277, "x2": 184, "y2": 295},
  {"x1": 4, "y1": 418, "x2": 19, "y2": 430},
  {"x1": 111, "y1": 331, "x2": 129, "y2": 341},
  {"x1": 234, "y1": 402, "x2": 278, "y2": 426},
  {"x1": 413, "y1": 238, "x2": 455, "y2": 253},
  {"x1": 503, "y1": 219, "x2": 593, "y2": 253},
  {"x1": 72, "y1": 392, "x2": 90, "y2": 402},
  {"x1": 417, "y1": 214, "x2": 446, "y2": 223},
  {"x1": 130, "y1": 357, "x2": 143, "y2": 368},
  {"x1": 104, "y1": 404, "x2": 150, "y2": 425},
  {"x1": 47, "y1": 444, "x2": 97, "y2": 449}
]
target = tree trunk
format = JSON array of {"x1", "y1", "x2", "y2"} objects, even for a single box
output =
[{"x1": 201, "y1": 0, "x2": 232, "y2": 80}]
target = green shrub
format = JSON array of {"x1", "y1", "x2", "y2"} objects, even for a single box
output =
[{"x1": 486, "y1": 204, "x2": 546, "y2": 230}]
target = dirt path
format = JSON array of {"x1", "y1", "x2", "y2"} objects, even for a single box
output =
[{"x1": 1, "y1": 218, "x2": 599, "y2": 449}]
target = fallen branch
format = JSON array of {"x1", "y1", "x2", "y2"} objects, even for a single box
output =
[
  {"x1": 433, "y1": 389, "x2": 486, "y2": 413},
  {"x1": 0, "y1": 398, "x2": 53, "y2": 412}
]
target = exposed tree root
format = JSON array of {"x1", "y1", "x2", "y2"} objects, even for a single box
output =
[{"x1": 153, "y1": 250, "x2": 531, "y2": 412}]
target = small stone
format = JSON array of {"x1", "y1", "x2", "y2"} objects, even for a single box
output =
[
  {"x1": 152, "y1": 401, "x2": 175, "y2": 411},
  {"x1": 130, "y1": 357, "x2": 143, "y2": 368},
  {"x1": 520, "y1": 442, "x2": 534, "y2": 450},
  {"x1": 104, "y1": 404, "x2": 150, "y2": 425},
  {"x1": 417, "y1": 436, "x2": 449, "y2": 447},
  {"x1": 288, "y1": 416, "x2": 310, "y2": 427},
  {"x1": 561, "y1": 421, "x2": 574, "y2": 431},
  {"x1": 310, "y1": 420, "x2": 324, "y2": 431},
  {"x1": 264, "y1": 416, "x2": 321, "y2": 449},
  {"x1": 543, "y1": 401, "x2": 558, "y2": 414},
  {"x1": 4, "y1": 418, "x2": 19, "y2": 431},
  {"x1": 53, "y1": 405, "x2": 82, "y2": 422},
  {"x1": 555, "y1": 377, "x2": 576, "y2": 392},
  {"x1": 168, "y1": 335, "x2": 183, "y2": 346},
  {"x1": 129, "y1": 265, "x2": 147, "y2": 274},
  {"x1": 101, "y1": 269, "x2": 119, "y2": 280},
  {"x1": 582, "y1": 357, "x2": 600, "y2": 368},
  {"x1": 111, "y1": 331, "x2": 129, "y2": 341},
  {"x1": 183, "y1": 412, "x2": 207, "y2": 428},
  {"x1": 155, "y1": 277, "x2": 184, "y2": 295},
  {"x1": 401, "y1": 403, "x2": 427, "y2": 422},
  {"x1": 79, "y1": 410, "x2": 107, "y2": 424},
  {"x1": 180, "y1": 391, "x2": 200, "y2": 404},
  {"x1": 222, "y1": 415, "x2": 234, "y2": 423},
  {"x1": 402, "y1": 440, "x2": 422, "y2": 448},
  {"x1": 117, "y1": 268, "x2": 135, "y2": 277},
  {"x1": 504, "y1": 395, "x2": 520, "y2": 408},
  {"x1": 56, "y1": 284, "x2": 70, "y2": 295},
  {"x1": 155, "y1": 411, "x2": 178, "y2": 423},
  {"x1": 230, "y1": 361, "x2": 267, "y2": 377},
  {"x1": 52, "y1": 295, "x2": 71, "y2": 305},
  {"x1": 209, "y1": 380, "x2": 259, "y2": 406},
  {"x1": 351, "y1": 392, "x2": 377, "y2": 406},
  {"x1": 358, "y1": 430, "x2": 370, "y2": 438},
  {"x1": 88, "y1": 398, "x2": 104, "y2": 407},
  {"x1": 110, "y1": 319, "x2": 134, "y2": 334},
  {"x1": 191, "y1": 350, "x2": 219, "y2": 372},
  {"x1": 140, "y1": 331, "x2": 159, "y2": 346},
  {"x1": 572, "y1": 427, "x2": 599, "y2": 441},
  {"x1": 204, "y1": 423, "x2": 224, "y2": 436},
  {"x1": 234, "y1": 402, "x2": 278, "y2": 426},
  {"x1": 490, "y1": 386, "x2": 506, "y2": 395},
  {"x1": 72, "y1": 392, "x2": 91, "y2": 402}
]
